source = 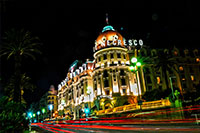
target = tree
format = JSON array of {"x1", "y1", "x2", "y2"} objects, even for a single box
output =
[
  {"x1": 0, "y1": 96, "x2": 29, "y2": 132},
  {"x1": 4, "y1": 73, "x2": 36, "y2": 104},
  {"x1": 152, "y1": 50, "x2": 177, "y2": 91},
  {"x1": 0, "y1": 28, "x2": 41, "y2": 103},
  {"x1": 143, "y1": 88, "x2": 170, "y2": 101}
]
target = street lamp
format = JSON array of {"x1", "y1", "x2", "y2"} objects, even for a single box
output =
[
  {"x1": 130, "y1": 57, "x2": 142, "y2": 98},
  {"x1": 28, "y1": 112, "x2": 33, "y2": 119},
  {"x1": 84, "y1": 107, "x2": 90, "y2": 119},
  {"x1": 37, "y1": 111, "x2": 40, "y2": 122},
  {"x1": 130, "y1": 57, "x2": 143, "y2": 110},
  {"x1": 87, "y1": 87, "x2": 92, "y2": 108},
  {"x1": 42, "y1": 108, "x2": 46, "y2": 114},
  {"x1": 42, "y1": 108, "x2": 46, "y2": 121},
  {"x1": 48, "y1": 104, "x2": 53, "y2": 119},
  {"x1": 131, "y1": 57, "x2": 137, "y2": 63}
]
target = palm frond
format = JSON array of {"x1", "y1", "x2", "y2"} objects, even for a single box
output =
[
  {"x1": 1, "y1": 28, "x2": 42, "y2": 62},
  {"x1": 23, "y1": 52, "x2": 36, "y2": 60}
]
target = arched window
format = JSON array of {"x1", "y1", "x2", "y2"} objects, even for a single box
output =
[
  {"x1": 193, "y1": 49, "x2": 198, "y2": 57},
  {"x1": 151, "y1": 49, "x2": 157, "y2": 57}
]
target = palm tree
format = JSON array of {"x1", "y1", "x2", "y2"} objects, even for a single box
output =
[
  {"x1": 4, "y1": 73, "x2": 36, "y2": 104},
  {"x1": 152, "y1": 50, "x2": 178, "y2": 97},
  {"x1": 0, "y1": 28, "x2": 41, "y2": 103}
]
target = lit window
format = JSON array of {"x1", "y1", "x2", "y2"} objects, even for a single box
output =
[
  {"x1": 174, "y1": 51, "x2": 178, "y2": 56},
  {"x1": 196, "y1": 58, "x2": 200, "y2": 62},
  {"x1": 179, "y1": 66, "x2": 184, "y2": 71},
  {"x1": 182, "y1": 78, "x2": 185, "y2": 81},
  {"x1": 157, "y1": 77, "x2": 160, "y2": 84},
  {"x1": 191, "y1": 75, "x2": 194, "y2": 81}
]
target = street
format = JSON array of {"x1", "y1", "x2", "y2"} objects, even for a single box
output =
[{"x1": 31, "y1": 119, "x2": 200, "y2": 133}]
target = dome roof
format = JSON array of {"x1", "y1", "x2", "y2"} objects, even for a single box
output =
[{"x1": 94, "y1": 25, "x2": 125, "y2": 51}]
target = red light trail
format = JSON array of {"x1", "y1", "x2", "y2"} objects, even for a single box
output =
[{"x1": 31, "y1": 105, "x2": 200, "y2": 132}]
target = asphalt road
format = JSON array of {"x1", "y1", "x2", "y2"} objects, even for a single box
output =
[{"x1": 31, "y1": 123, "x2": 200, "y2": 133}]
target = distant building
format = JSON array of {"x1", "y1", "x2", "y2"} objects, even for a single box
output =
[{"x1": 47, "y1": 85, "x2": 58, "y2": 114}]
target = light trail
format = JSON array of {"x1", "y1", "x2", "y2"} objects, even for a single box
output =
[
  {"x1": 31, "y1": 105, "x2": 200, "y2": 132},
  {"x1": 33, "y1": 122, "x2": 200, "y2": 132}
]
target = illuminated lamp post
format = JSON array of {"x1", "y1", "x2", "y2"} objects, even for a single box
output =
[
  {"x1": 87, "y1": 87, "x2": 92, "y2": 109},
  {"x1": 28, "y1": 112, "x2": 33, "y2": 122},
  {"x1": 130, "y1": 57, "x2": 142, "y2": 97},
  {"x1": 84, "y1": 107, "x2": 90, "y2": 119},
  {"x1": 42, "y1": 108, "x2": 46, "y2": 121},
  {"x1": 27, "y1": 112, "x2": 33, "y2": 131},
  {"x1": 48, "y1": 104, "x2": 53, "y2": 119},
  {"x1": 129, "y1": 57, "x2": 143, "y2": 108},
  {"x1": 37, "y1": 111, "x2": 40, "y2": 122}
]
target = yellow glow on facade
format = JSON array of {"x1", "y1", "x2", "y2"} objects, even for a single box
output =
[
  {"x1": 191, "y1": 75, "x2": 194, "y2": 81},
  {"x1": 179, "y1": 66, "x2": 184, "y2": 71},
  {"x1": 120, "y1": 88, "x2": 124, "y2": 96},
  {"x1": 97, "y1": 87, "x2": 101, "y2": 95},
  {"x1": 113, "y1": 84, "x2": 119, "y2": 93},
  {"x1": 157, "y1": 77, "x2": 161, "y2": 84},
  {"x1": 196, "y1": 58, "x2": 200, "y2": 62}
]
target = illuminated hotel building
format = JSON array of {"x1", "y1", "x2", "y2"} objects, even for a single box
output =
[
  {"x1": 57, "y1": 24, "x2": 200, "y2": 119},
  {"x1": 57, "y1": 25, "x2": 142, "y2": 119}
]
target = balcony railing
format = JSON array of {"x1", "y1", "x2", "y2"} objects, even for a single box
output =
[{"x1": 96, "y1": 99, "x2": 171, "y2": 116}]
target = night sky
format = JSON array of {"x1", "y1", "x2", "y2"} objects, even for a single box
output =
[{"x1": 1, "y1": 0, "x2": 200, "y2": 105}]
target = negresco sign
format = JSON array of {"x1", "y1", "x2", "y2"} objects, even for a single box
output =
[{"x1": 94, "y1": 39, "x2": 143, "y2": 52}]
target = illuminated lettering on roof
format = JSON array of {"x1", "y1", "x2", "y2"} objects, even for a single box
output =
[{"x1": 94, "y1": 25, "x2": 143, "y2": 52}]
